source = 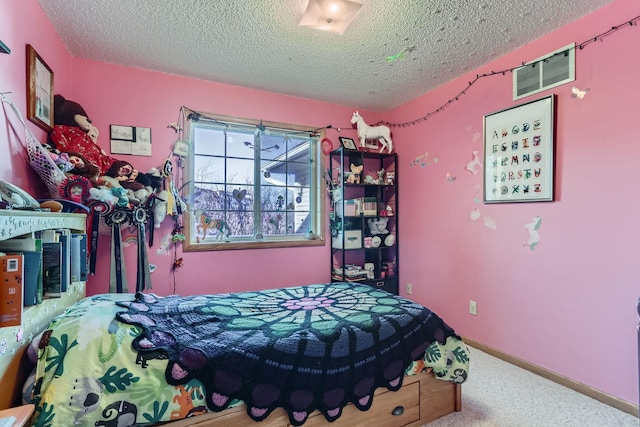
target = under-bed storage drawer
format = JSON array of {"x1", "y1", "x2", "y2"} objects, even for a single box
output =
[{"x1": 299, "y1": 381, "x2": 420, "y2": 427}]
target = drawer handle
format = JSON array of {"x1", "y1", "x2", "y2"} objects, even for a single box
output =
[
  {"x1": 391, "y1": 406, "x2": 404, "y2": 416},
  {"x1": 376, "y1": 281, "x2": 385, "y2": 288}
]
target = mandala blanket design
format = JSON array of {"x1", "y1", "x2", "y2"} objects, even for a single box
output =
[{"x1": 116, "y1": 283, "x2": 464, "y2": 426}]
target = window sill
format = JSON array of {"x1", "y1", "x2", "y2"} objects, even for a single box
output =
[{"x1": 183, "y1": 238, "x2": 325, "y2": 252}]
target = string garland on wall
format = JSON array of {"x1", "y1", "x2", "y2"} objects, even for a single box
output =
[
  {"x1": 369, "y1": 14, "x2": 640, "y2": 128},
  {"x1": 309, "y1": 14, "x2": 639, "y2": 132}
]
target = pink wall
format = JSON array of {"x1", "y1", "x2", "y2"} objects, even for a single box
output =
[
  {"x1": 0, "y1": 0, "x2": 74, "y2": 194},
  {"x1": 71, "y1": 58, "x2": 384, "y2": 297},
  {"x1": 1, "y1": 0, "x2": 638, "y2": 409},
  {"x1": 390, "y1": 0, "x2": 639, "y2": 407}
]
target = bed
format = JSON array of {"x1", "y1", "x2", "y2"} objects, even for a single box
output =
[{"x1": 28, "y1": 283, "x2": 469, "y2": 426}]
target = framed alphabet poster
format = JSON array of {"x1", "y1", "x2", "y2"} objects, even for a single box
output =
[{"x1": 483, "y1": 95, "x2": 555, "y2": 203}]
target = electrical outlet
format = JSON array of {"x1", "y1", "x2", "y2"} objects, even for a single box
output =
[
  {"x1": 406, "y1": 283, "x2": 412, "y2": 295},
  {"x1": 469, "y1": 300, "x2": 477, "y2": 316}
]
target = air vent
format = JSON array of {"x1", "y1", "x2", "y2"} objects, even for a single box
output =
[{"x1": 513, "y1": 43, "x2": 575, "y2": 100}]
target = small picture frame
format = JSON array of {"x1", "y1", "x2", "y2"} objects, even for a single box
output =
[
  {"x1": 339, "y1": 137, "x2": 357, "y2": 150},
  {"x1": 110, "y1": 125, "x2": 135, "y2": 141},
  {"x1": 364, "y1": 139, "x2": 379, "y2": 151},
  {"x1": 26, "y1": 44, "x2": 54, "y2": 132},
  {"x1": 173, "y1": 140, "x2": 190, "y2": 157}
]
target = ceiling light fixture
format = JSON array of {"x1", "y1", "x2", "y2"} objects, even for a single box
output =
[{"x1": 299, "y1": 0, "x2": 363, "y2": 35}]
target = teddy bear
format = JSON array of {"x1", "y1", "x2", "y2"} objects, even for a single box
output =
[
  {"x1": 48, "y1": 94, "x2": 118, "y2": 175},
  {"x1": 367, "y1": 217, "x2": 390, "y2": 235}
]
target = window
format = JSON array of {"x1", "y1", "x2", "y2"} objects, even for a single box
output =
[{"x1": 183, "y1": 113, "x2": 325, "y2": 251}]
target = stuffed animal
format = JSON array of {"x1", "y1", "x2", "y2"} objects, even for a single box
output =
[
  {"x1": 153, "y1": 190, "x2": 169, "y2": 228},
  {"x1": 106, "y1": 160, "x2": 145, "y2": 191},
  {"x1": 48, "y1": 94, "x2": 118, "y2": 175},
  {"x1": 88, "y1": 186, "x2": 118, "y2": 207},
  {"x1": 110, "y1": 187, "x2": 129, "y2": 208},
  {"x1": 345, "y1": 162, "x2": 364, "y2": 184},
  {"x1": 66, "y1": 152, "x2": 104, "y2": 186},
  {"x1": 367, "y1": 217, "x2": 390, "y2": 235}
]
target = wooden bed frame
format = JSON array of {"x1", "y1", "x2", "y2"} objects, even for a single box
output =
[
  {"x1": 3, "y1": 343, "x2": 461, "y2": 426},
  {"x1": 161, "y1": 372, "x2": 461, "y2": 427}
]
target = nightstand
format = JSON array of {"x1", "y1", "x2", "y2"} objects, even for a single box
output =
[{"x1": 0, "y1": 405, "x2": 35, "y2": 427}]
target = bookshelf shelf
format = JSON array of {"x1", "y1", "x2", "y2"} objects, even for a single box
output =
[
  {"x1": 0, "y1": 210, "x2": 87, "y2": 408},
  {"x1": 0, "y1": 210, "x2": 86, "y2": 240}
]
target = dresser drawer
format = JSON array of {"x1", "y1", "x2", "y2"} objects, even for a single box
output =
[{"x1": 300, "y1": 381, "x2": 419, "y2": 427}]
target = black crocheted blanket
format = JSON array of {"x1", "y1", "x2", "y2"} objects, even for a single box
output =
[{"x1": 116, "y1": 283, "x2": 462, "y2": 425}]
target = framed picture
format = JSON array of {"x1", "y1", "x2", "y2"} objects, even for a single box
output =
[
  {"x1": 364, "y1": 139, "x2": 379, "y2": 151},
  {"x1": 483, "y1": 95, "x2": 555, "y2": 203},
  {"x1": 26, "y1": 44, "x2": 54, "y2": 132},
  {"x1": 339, "y1": 137, "x2": 357, "y2": 150},
  {"x1": 173, "y1": 140, "x2": 190, "y2": 157},
  {"x1": 110, "y1": 125, "x2": 152, "y2": 156}
]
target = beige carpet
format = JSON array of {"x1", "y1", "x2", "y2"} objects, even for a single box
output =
[{"x1": 425, "y1": 347, "x2": 638, "y2": 427}]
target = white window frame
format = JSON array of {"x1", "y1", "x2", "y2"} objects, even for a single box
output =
[{"x1": 183, "y1": 113, "x2": 325, "y2": 251}]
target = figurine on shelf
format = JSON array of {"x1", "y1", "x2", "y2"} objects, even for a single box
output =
[
  {"x1": 345, "y1": 162, "x2": 363, "y2": 184},
  {"x1": 386, "y1": 171, "x2": 395, "y2": 185}
]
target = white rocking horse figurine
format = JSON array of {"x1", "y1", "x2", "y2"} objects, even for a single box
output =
[{"x1": 350, "y1": 111, "x2": 393, "y2": 154}]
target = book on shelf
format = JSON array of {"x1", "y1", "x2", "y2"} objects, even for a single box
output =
[
  {"x1": 0, "y1": 237, "x2": 43, "y2": 305},
  {"x1": 56, "y1": 229, "x2": 71, "y2": 292},
  {"x1": 70, "y1": 233, "x2": 82, "y2": 283},
  {"x1": 77, "y1": 233, "x2": 88, "y2": 282},
  {"x1": 21, "y1": 251, "x2": 41, "y2": 306},
  {"x1": 42, "y1": 241, "x2": 62, "y2": 298},
  {"x1": 0, "y1": 253, "x2": 24, "y2": 327},
  {"x1": 0, "y1": 237, "x2": 38, "y2": 253}
]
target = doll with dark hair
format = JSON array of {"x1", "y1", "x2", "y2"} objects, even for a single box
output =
[
  {"x1": 106, "y1": 160, "x2": 145, "y2": 192},
  {"x1": 67, "y1": 152, "x2": 104, "y2": 186}
]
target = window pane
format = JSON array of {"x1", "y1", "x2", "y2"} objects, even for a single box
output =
[
  {"x1": 227, "y1": 184, "x2": 253, "y2": 212},
  {"x1": 193, "y1": 183, "x2": 225, "y2": 211},
  {"x1": 260, "y1": 160, "x2": 286, "y2": 185},
  {"x1": 193, "y1": 155, "x2": 225, "y2": 184},
  {"x1": 261, "y1": 212, "x2": 287, "y2": 235},
  {"x1": 227, "y1": 130, "x2": 255, "y2": 160},
  {"x1": 259, "y1": 133, "x2": 287, "y2": 161},
  {"x1": 260, "y1": 185, "x2": 286, "y2": 212},
  {"x1": 288, "y1": 211, "x2": 310, "y2": 235},
  {"x1": 226, "y1": 158, "x2": 255, "y2": 186},
  {"x1": 192, "y1": 209, "x2": 229, "y2": 242},
  {"x1": 193, "y1": 127, "x2": 224, "y2": 156},
  {"x1": 286, "y1": 137, "x2": 309, "y2": 159},
  {"x1": 228, "y1": 210, "x2": 255, "y2": 237}
]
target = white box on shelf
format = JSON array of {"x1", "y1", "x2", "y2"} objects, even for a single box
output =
[{"x1": 332, "y1": 230, "x2": 362, "y2": 249}]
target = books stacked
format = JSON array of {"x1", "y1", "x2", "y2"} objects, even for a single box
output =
[{"x1": 0, "y1": 230, "x2": 88, "y2": 326}]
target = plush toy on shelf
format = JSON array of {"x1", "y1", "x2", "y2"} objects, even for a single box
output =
[
  {"x1": 367, "y1": 217, "x2": 390, "y2": 235},
  {"x1": 48, "y1": 94, "x2": 118, "y2": 175},
  {"x1": 345, "y1": 162, "x2": 363, "y2": 184}
]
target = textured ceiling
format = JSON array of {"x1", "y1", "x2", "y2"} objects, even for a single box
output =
[{"x1": 37, "y1": 0, "x2": 614, "y2": 112}]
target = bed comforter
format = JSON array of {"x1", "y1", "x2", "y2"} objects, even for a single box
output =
[{"x1": 32, "y1": 283, "x2": 469, "y2": 426}]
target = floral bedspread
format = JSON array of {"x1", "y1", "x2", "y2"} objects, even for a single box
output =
[{"x1": 32, "y1": 284, "x2": 469, "y2": 426}]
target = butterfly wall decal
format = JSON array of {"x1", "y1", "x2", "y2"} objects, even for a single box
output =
[{"x1": 571, "y1": 86, "x2": 590, "y2": 99}]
